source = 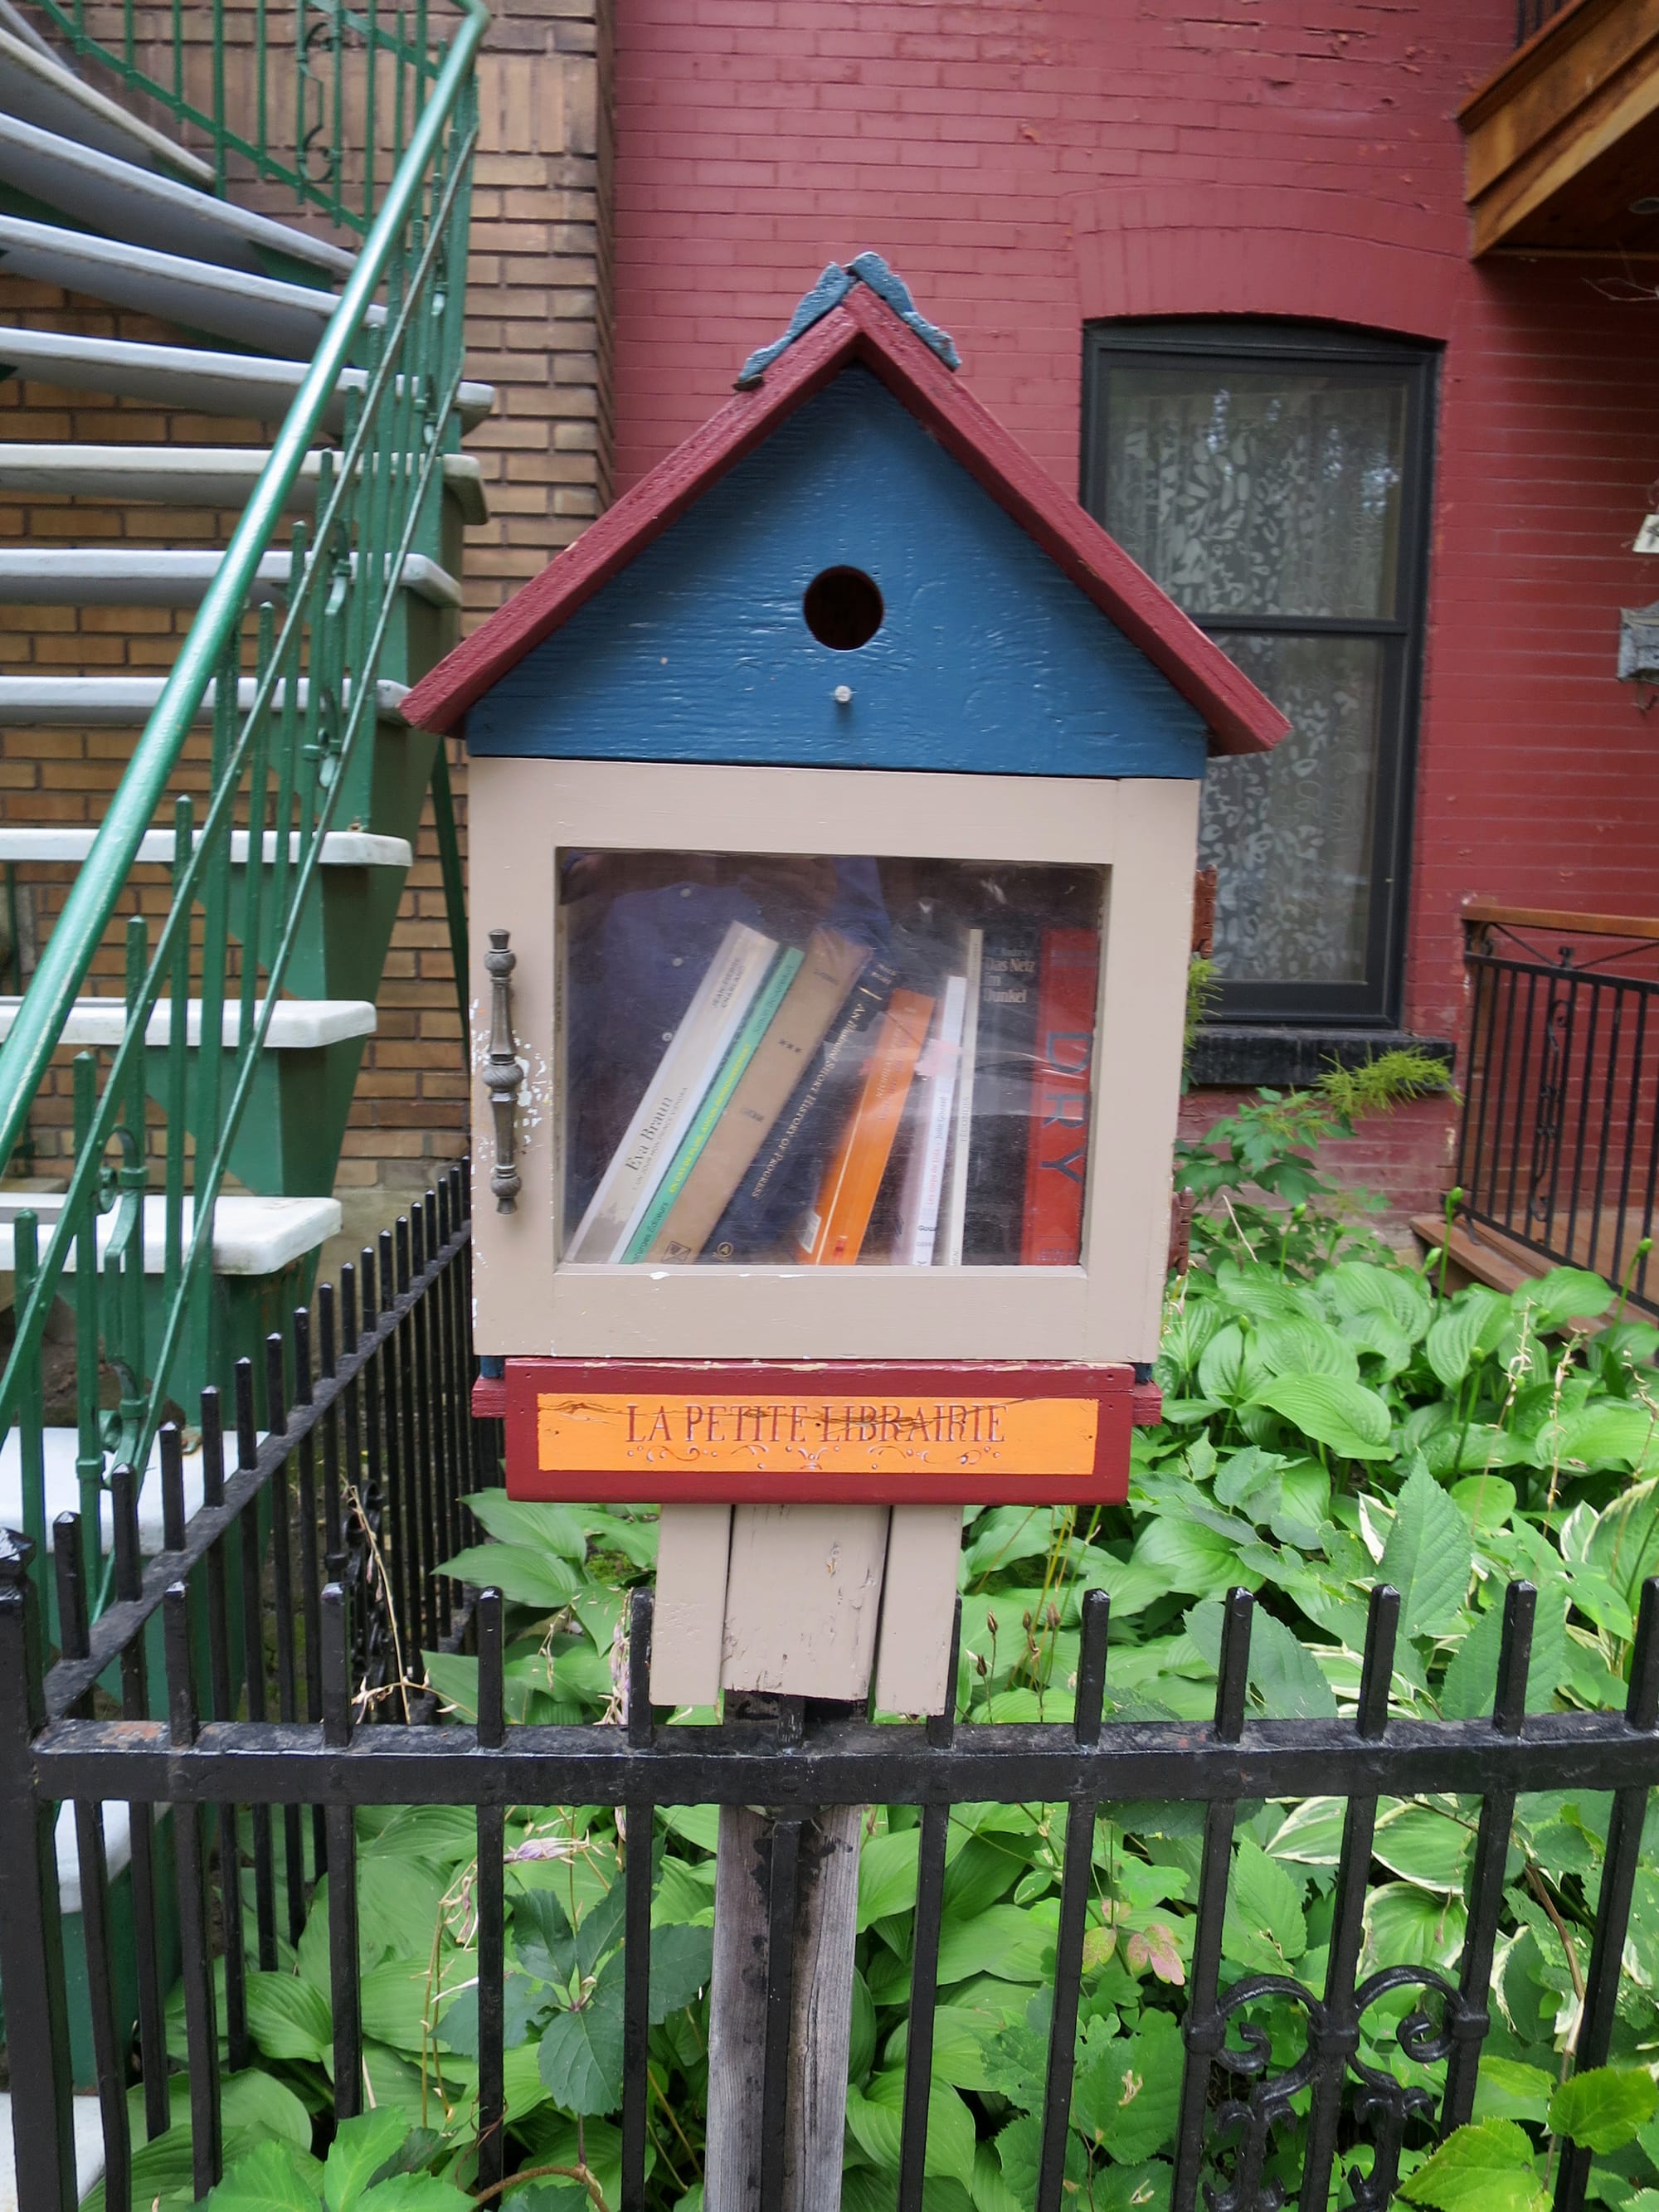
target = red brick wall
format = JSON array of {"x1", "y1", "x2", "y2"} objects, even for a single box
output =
[{"x1": 606, "y1": 0, "x2": 1659, "y2": 1215}]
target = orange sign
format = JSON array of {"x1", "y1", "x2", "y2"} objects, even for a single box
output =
[{"x1": 534, "y1": 1391, "x2": 1100, "y2": 1480}]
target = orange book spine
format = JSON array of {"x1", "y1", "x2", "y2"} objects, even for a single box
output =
[{"x1": 794, "y1": 989, "x2": 934, "y2": 1265}]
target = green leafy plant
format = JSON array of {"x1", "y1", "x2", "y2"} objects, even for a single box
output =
[{"x1": 139, "y1": 1082, "x2": 1659, "y2": 2212}]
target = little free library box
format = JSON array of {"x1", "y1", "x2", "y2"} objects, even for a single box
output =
[{"x1": 402, "y1": 257, "x2": 1287, "y2": 1712}]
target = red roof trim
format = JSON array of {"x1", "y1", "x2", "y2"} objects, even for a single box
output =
[{"x1": 403, "y1": 288, "x2": 1289, "y2": 757}]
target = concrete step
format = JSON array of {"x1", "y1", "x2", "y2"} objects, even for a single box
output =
[
  {"x1": 0, "y1": 995, "x2": 374, "y2": 1049},
  {"x1": 0, "y1": 825, "x2": 411, "y2": 867},
  {"x1": 0, "y1": 22, "x2": 212, "y2": 182},
  {"x1": 0, "y1": 109, "x2": 356, "y2": 278},
  {"x1": 0, "y1": 213, "x2": 369, "y2": 354},
  {"x1": 0, "y1": 2089, "x2": 106, "y2": 2210},
  {"x1": 0, "y1": 440, "x2": 486, "y2": 520},
  {"x1": 0, "y1": 1187, "x2": 341, "y2": 1272},
  {"x1": 0, "y1": 1002, "x2": 372, "y2": 1193},
  {"x1": 0, "y1": 0, "x2": 62, "y2": 68},
  {"x1": 0, "y1": 323, "x2": 494, "y2": 430},
  {"x1": 0, "y1": 545, "x2": 461, "y2": 605},
  {"x1": 0, "y1": 674, "x2": 411, "y2": 723}
]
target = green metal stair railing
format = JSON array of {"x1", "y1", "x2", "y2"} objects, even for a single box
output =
[
  {"x1": 0, "y1": 0, "x2": 488, "y2": 1611},
  {"x1": 33, "y1": 0, "x2": 449, "y2": 227}
]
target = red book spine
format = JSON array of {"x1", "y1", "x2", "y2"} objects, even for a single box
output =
[{"x1": 1019, "y1": 928, "x2": 1101, "y2": 1266}]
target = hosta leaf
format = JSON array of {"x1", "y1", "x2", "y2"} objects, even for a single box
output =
[
  {"x1": 1378, "y1": 1463, "x2": 1472, "y2": 1640},
  {"x1": 1399, "y1": 2119, "x2": 1543, "y2": 2212},
  {"x1": 1132, "y1": 1514, "x2": 1256, "y2": 1597},
  {"x1": 246, "y1": 1971, "x2": 333, "y2": 2062},
  {"x1": 934, "y1": 1903, "x2": 1056, "y2": 1986},
  {"x1": 1340, "y1": 1308, "x2": 1416, "y2": 1377},
  {"x1": 858, "y1": 1827, "x2": 921, "y2": 1929},
  {"x1": 1548, "y1": 2065, "x2": 1657, "y2": 2151},
  {"x1": 418, "y1": 1651, "x2": 479, "y2": 1722},
  {"x1": 322, "y1": 2109, "x2": 410, "y2": 2212},
  {"x1": 1521, "y1": 1268, "x2": 1614, "y2": 1333},
  {"x1": 435, "y1": 1543, "x2": 579, "y2": 1610},
  {"x1": 1253, "y1": 1316, "x2": 1359, "y2": 1382},
  {"x1": 1425, "y1": 1291, "x2": 1507, "y2": 1388},
  {"x1": 1198, "y1": 1324, "x2": 1258, "y2": 1406},
  {"x1": 1371, "y1": 1802, "x2": 1472, "y2": 1893},
  {"x1": 1322, "y1": 1259, "x2": 1433, "y2": 1341},
  {"x1": 358, "y1": 1961, "x2": 434, "y2": 2053},
  {"x1": 847, "y1": 2071, "x2": 976, "y2": 2187},
  {"x1": 1248, "y1": 1373, "x2": 1394, "y2": 1461},
  {"x1": 1554, "y1": 1401, "x2": 1659, "y2": 1473},
  {"x1": 1364, "y1": 1880, "x2": 1467, "y2": 1972},
  {"x1": 1265, "y1": 1796, "x2": 1345, "y2": 1866},
  {"x1": 362, "y1": 1806, "x2": 479, "y2": 1865},
  {"x1": 464, "y1": 1489, "x2": 590, "y2": 1560},
  {"x1": 1450, "y1": 1475, "x2": 1516, "y2": 1533},
  {"x1": 1587, "y1": 1479, "x2": 1659, "y2": 1608}
]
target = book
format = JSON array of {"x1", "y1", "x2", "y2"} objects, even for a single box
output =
[
  {"x1": 937, "y1": 926, "x2": 982, "y2": 1266},
  {"x1": 643, "y1": 929, "x2": 868, "y2": 1263},
  {"x1": 622, "y1": 944, "x2": 805, "y2": 1262},
  {"x1": 890, "y1": 970, "x2": 968, "y2": 1266},
  {"x1": 706, "y1": 954, "x2": 898, "y2": 1261},
  {"x1": 564, "y1": 918, "x2": 777, "y2": 1262},
  {"x1": 794, "y1": 986, "x2": 935, "y2": 1265},
  {"x1": 1019, "y1": 927, "x2": 1101, "y2": 1265},
  {"x1": 961, "y1": 921, "x2": 1043, "y2": 1265}
]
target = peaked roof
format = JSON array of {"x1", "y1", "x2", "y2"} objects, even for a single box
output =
[{"x1": 402, "y1": 279, "x2": 1290, "y2": 757}]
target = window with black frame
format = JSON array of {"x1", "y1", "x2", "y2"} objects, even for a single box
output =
[{"x1": 1082, "y1": 322, "x2": 1435, "y2": 1028}]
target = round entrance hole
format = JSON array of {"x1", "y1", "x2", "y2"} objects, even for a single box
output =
[{"x1": 802, "y1": 566, "x2": 883, "y2": 651}]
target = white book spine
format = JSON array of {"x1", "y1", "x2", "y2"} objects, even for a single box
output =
[
  {"x1": 566, "y1": 920, "x2": 776, "y2": 1262},
  {"x1": 938, "y1": 930, "x2": 982, "y2": 1266},
  {"x1": 895, "y1": 971, "x2": 969, "y2": 1267}
]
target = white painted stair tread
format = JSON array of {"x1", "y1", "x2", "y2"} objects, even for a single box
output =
[
  {"x1": 0, "y1": 995, "x2": 375, "y2": 1048},
  {"x1": 0, "y1": 546, "x2": 461, "y2": 607},
  {"x1": 0, "y1": 442, "x2": 487, "y2": 521},
  {"x1": 0, "y1": 214, "x2": 365, "y2": 355},
  {"x1": 0, "y1": 673, "x2": 411, "y2": 723},
  {"x1": 0, "y1": 2089, "x2": 108, "y2": 2207},
  {"x1": 0, "y1": 324, "x2": 494, "y2": 430},
  {"x1": 0, "y1": 110, "x2": 356, "y2": 276},
  {"x1": 0, "y1": 826, "x2": 412, "y2": 867},
  {"x1": 0, "y1": 23, "x2": 212, "y2": 182},
  {"x1": 0, "y1": 1190, "x2": 341, "y2": 1273}
]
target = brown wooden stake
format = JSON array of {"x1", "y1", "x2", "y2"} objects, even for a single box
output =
[{"x1": 705, "y1": 1701, "x2": 864, "y2": 2212}]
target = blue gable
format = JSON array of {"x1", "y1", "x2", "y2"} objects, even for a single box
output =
[{"x1": 465, "y1": 368, "x2": 1209, "y2": 778}]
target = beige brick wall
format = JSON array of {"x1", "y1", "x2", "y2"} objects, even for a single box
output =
[{"x1": 1, "y1": 0, "x2": 611, "y2": 1201}]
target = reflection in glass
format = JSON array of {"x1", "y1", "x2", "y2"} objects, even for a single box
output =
[
  {"x1": 1197, "y1": 634, "x2": 1384, "y2": 985},
  {"x1": 1102, "y1": 364, "x2": 1406, "y2": 622},
  {"x1": 558, "y1": 853, "x2": 1105, "y2": 1268}
]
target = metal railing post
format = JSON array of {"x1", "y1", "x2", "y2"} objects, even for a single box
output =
[{"x1": 0, "y1": 1530, "x2": 75, "y2": 2212}]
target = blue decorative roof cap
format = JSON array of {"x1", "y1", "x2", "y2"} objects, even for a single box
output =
[{"x1": 734, "y1": 251, "x2": 961, "y2": 389}]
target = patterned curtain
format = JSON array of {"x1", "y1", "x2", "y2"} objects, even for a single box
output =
[{"x1": 1103, "y1": 364, "x2": 1407, "y2": 987}]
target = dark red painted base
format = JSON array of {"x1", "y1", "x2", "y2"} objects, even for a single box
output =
[{"x1": 499, "y1": 1357, "x2": 1152, "y2": 1505}]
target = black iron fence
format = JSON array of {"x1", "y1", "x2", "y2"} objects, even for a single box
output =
[
  {"x1": 1454, "y1": 902, "x2": 1659, "y2": 1312},
  {"x1": 3, "y1": 1151, "x2": 1658, "y2": 2210}
]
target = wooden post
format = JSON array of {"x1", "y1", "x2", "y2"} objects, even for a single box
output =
[{"x1": 705, "y1": 1697, "x2": 865, "y2": 2212}]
